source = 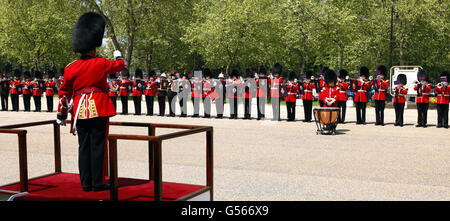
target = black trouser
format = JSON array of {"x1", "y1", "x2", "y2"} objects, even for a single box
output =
[
  {"x1": 110, "y1": 96, "x2": 117, "y2": 111},
  {"x1": 416, "y1": 103, "x2": 428, "y2": 126},
  {"x1": 145, "y1": 96, "x2": 154, "y2": 115},
  {"x1": 121, "y1": 96, "x2": 128, "y2": 114},
  {"x1": 158, "y1": 94, "x2": 166, "y2": 116},
  {"x1": 437, "y1": 104, "x2": 449, "y2": 127},
  {"x1": 192, "y1": 96, "x2": 200, "y2": 116},
  {"x1": 23, "y1": 94, "x2": 31, "y2": 111},
  {"x1": 11, "y1": 94, "x2": 19, "y2": 111},
  {"x1": 271, "y1": 97, "x2": 281, "y2": 120},
  {"x1": 76, "y1": 117, "x2": 109, "y2": 190},
  {"x1": 179, "y1": 94, "x2": 188, "y2": 116},
  {"x1": 244, "y1": 98, "x2": 251, "y2": 119},
  {"x1": 257, "y1": 96, "x2": 266, "y2": 119},
  {"x1": 46, "y1": 96, "x2": 53, "y2": 112},
  {"x1": 33, "y1": 96, "x2": 41, "y2": 111},
  {"x1": 374, "y1": 100, "x2": 385, "y2": 125},
  {"x1": 133, "y1": 96, "x2": 141, "y2": 115},
  {"x1": 303, "y1": 99, "x2": 312, "y2": 122},
  {"x1": 1, "y1": 94, "x2": 8, "y2": 110},
  {"x1": 394, "y1": 102, "x2": 405, "y2": 126},
  {"x1": 286, "y1": 101, "x2": 296, "y2": 121},
  {"x1": 203, "y1": 97, "x2": 211, "y2": 117},
  {"x1": 319, "y1": 100, "x2": 324, "y2": 107},
  {"x1": 229, "y1": 97, "x2": 238, "y2": 118},
  {"x1": 355, "y1": 102, "x2": 366, "y2": 124},
  {"x1": 337, "y1": 101, "x2": 347, "y2": 123},
  {"x1": 168, "y1": 93, "x2": 177, "y2": 116},
  {"x1": 215, "y1": 97, "x2": 225, "y2": 117}
]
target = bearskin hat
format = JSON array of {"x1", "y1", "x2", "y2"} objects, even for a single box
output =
[
  {"x1": 338, "y1": 69, "x2": 348, "y2": 79},
  {"x1": 203, "y1": 68, "x2": 212, "y2": 78},
  {"x1": 376, "y1": 65, "x2": 387, "y2": 76},
  {"x1": 108, "y1": 73, "x2": 117, "y2": 79},
  {"x1": 59, "y1": 68, "x2": 65, "y2": 77},
  {"x1": 305, "y1": 70, "x2": 313, "y2": 79},
  {"x1": 272, "y1": 63, "x2": 282, "y2": 74},
  {"x1": 359, "y1": 66, "x2": 369, "y2": 78},
  {"x1": 121, "y1": 68, "x2": 130, "y2": 78},
  {"x1": 24, "y1": 70, "x2": 31, "y2": 79},
  {"x1": 324, "y1": 69, "x2": 337, "y2": 84},
  {"x1": 440, "y1": 71, "x2": 449, "y2": 83},
  {"x1": 134, "y1": 68, "x2": 143, "y2": 79},
  {"x1": 258, "y1": 65, "x2": 267, "y2": 74},
  {"x1": 417, "y1": 69, "x2": 428, "y2": 82},
  {"x1": 245, "y1": 69, "x2": 253, "y2": 78},
  {"x1": 34, "y1": 70, "x2": 42, "y2": 79},
  {"x1": 14, "y1": 69, "x2": 21, "y2": 78},
  {"x1": 231, "y1": 69, "x2": 240, "y2": 77},
  {"x1": 397, "y1": 74, "x2": 407, "y2": 85},
  {"x1": 288, "y1": 71, "x2": 297, "y2": 81},
  {"x1": 72, "y1": 12, "x2": 106, "y2": 53}
]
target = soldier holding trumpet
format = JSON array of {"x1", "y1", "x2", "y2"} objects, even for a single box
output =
[
  {"x1": 435, "y1": 71, "x2": 449, "y2": 128},
  {"x1": 414, "y1": 69, "x2": 432, "y2": 127}
]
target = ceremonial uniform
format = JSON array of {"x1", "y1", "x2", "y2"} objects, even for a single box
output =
[
  {"x1": 0, "y1": 73, "x2": 10, "y2": 111},
  {"x1": 285, "y1": 72, "x2": 298, "y2": 121},
  {"x1": 243, "y1": 69, "x2": 255, "y2": 120},
  {"x1": 132, "y1": 69, "x2": 144, "y2": 115},
  {"x1": 393, "y1": 74, "x2": 408, "y2": 127},
  {"x1": 45, "y1": 78, "x2": 56, "y2": 112},
  {"x1": 354, "y1": 67, "x2": 371, "y2": 124},
  {"x1": 301, "y1": 71, "x2": 315, "y2": 122},
  {"x1": 177, "y1": 76, "x2": 190, "y2": 117},
  {"x1": 256, "y1": 66, "x2": 268, "y2": 120},
  {"x1": 108, "y1": 73, "x2": 119, "y2": 110},
  {"x1": 9, "y1": 71, "x2": 22, "y2": 112},
  {"x1": 202, "y1": 69, "x2": 213, "y2": 118},
  {"x1": 191, "y1": 77, "x2": 202, "y2": 117},
  {"x1": 414, "y1": 69, "x2": 431, "y2": 127},
  {"x1": 22, "y1": 71, "x2": 32, "y2": 112},
  {"x1": 373, "y1": 65, "x2": 389, "y2": 126},
  {"x1": 32, "y1": 71, "x2": 43, "y2": 112},
  {"x1": 435, "y1": 72, "x2": 449, "y2": 128},
  {"x1": 227, "y1": 69, "x2": 242, "y2": 119},
  {"x1": 214, "y1": 75, "x2": 226, "y2": 118},
  {"x1": 270, "y1": 63, "x2": 283, "y2": 121},
  {"x1": 157, "y1": 74, "x2": 169, "y2": 116},
  {"x1": 144, "y1": 74, "x2": 158, "y2": 116},
  {"x1": 57, "y1": 12, "x2": 125, "y2": 192},
  {"x1": 336, "y1": 70, "x2": 349, "y2": 123},
  {"x1": 118, "y1": 70, "x2": 131, "y2": 114},
  {"x1": 168, "y1": 76, "x2": 178, "y2": 117}
]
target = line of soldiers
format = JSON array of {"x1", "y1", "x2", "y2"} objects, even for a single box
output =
[
  {"x1": 0, "y1": 65, "x2": 63, "y2": 113},
  {"x1": 104, "y1": 63, "x2": 448, "y2": 128}
]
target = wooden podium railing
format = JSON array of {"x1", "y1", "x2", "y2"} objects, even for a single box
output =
[{"x1": 0, "y1": 120, "x2": 213, "y2": 201}]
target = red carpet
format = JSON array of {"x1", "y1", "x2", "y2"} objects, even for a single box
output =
[{"x1": 0, "y1": 173, "x2": 204, "y2": 201}]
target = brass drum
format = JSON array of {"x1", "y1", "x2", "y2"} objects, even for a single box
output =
[{"x1": 313, "y1": 107, "x2": 340, "y2": 135}]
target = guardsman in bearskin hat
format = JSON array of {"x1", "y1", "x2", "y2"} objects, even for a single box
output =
[
  {"x1": 56, "y1": 12, "x2": 125, "y2": 192},
  {"x1": 108, "y1": 72, "x2": 119, "y2": 110},
  {"x1": 157, "y1": 73, "x2": 169, "y2": 116},
  {"x1": 144, "y1": 70, "x2": 158, "y2": 116},
  {"x1": 32, "y1": 70, "x2": 43, "y2": 112},
  {"x1": 119, "y1": 68, "x2": 131, "y2": 114},
  {"x1": 354, "y1": 66, "x2": 372, "y2": 124},
  {"x1": 202, "y1": 68, "x2": 214, "y2": 118},
  {"x1": 178, "y1": 72, "x2": 190, "y2": 117},
  {"x1": 227, "y1": 69, "x2": 242, "y2": 119},
  {"x1": 45, "y1": 69, "x2": 56, "y2": 112},
  {"x1": 10, "y1": 69, "x2": 22, "y2": 111},
  {"x1": 302, "y1": 70, "x2": 315, "y2": 122},
  {"x1": 317, "y1": 67, "x2": 328, "y2": 107},
  {"x1": 132, "y1": 69, "x2": 144, "y2": 115},
  {"x1": 285, "y1": 72, "x2": 298, "y2": 121},
  {"x1": 435, "y1": 71, "x2": 449, "y2": 128},
  {"x1": 22, "y1": 70, "x2": 32, "y2": 112},
  {"x1": 393, "y1": 74, "x2": 408, "y2": 127},
  {"x1": 243, "y1": 69, "x2": 254, "y2": 120},
  {"x1": 0, "y1": 70, "x2": 10, "y2": 111},
  {"x1": 373, "y1": 65, "x2": 389, "y2": 126},
  {"x1": 214, "y1": 73, "x2": 226, "y2": 118},
  {"x1": 269, "y1": 63, "x2": 284, "y2": 121},
  {"x1": 336, "y1": 69, "x2": 349, "y2": 123},
  {"x1": 256, "y1": 66, "x2": 268, "y2": 120},
  {"x1": 414, "y1": 69, "x2": 432, "y2": 127},
  {"x1": 322, "y1": 69, "x2": 338, "y2": 108},
  {"x1": 167, "y1": 73, "x2": 179, "y2": 117}
]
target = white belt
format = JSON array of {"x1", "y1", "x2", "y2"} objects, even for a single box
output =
[
  {"x1": 437, "y1": 94, "x2": 449, "y2": 96},
  {"x1": 33, "y1": 88, "x2": 39, "y2": 90},
  {"x1": 46, "y1": 88, "x2": 53, "y2": 90},
  {"x1": 358, "y1": 90, "x2": 366, "y2": 92},
  {"x1": 304, "y1": 90, "x2": 312, "y2": 92},
  {"x1": 378, "y1": 89, "x2": 385, "y2": 91},
  {"x1": 418, "y1": 93, "x2": 429, "y2": 95},
  {"x1": 120, "y1": 87, "x2": 126, "y2": 89},
  {"x1": 397, "y1": 94, "x2": 405, "y2": 97},
  {"x1": 288, "y1": 93, "x2": 296, "y2": 95},
  {"x1": 339, "y1": 91, "x2": 346, "y2": 93}
]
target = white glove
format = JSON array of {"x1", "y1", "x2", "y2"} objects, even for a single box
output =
[
  {"x1": 113, "y1": 50, "x2": 122, "y2": 59},
  {"x1": 56, "y1": 119, "x2": 66, "y2": 126}
]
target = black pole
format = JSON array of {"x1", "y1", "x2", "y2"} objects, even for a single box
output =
[{"x1": 390, "y1": 6, "x2": 394, "y2": 69}]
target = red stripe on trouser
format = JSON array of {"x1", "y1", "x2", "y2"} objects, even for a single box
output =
[{"x1": 102, "y1": 118, "x2": 110, "y2": 184}]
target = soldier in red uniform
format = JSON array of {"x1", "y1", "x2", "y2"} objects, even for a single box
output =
[
  {"x1": 317, "y1": 68, "x2": 328, "y2": 107},
  {"x1": 414, "y1": 69, "x2": 432, "y2": 127},
  {"x1": 9, "y1": 69, "x2": 22, "y2": 111},
  {"x1": 270, "y1": 63, "x2": 284, "y2": 121},
  {"x1": 56, "y1": 12, "x2": 125, "y2": 192},
  {"x1": 22, "y1": 71, "x2": 32, "y2": 112},
  {"x1": 322, "y1": 69, "x2": 338, "y2": 108},
  {"x1": 108, "y1": 73, "x2": 119, "y2": 111},
  {"x1": 202, "y1": 69, "x2": 213, "y2": 118},
  {"x1": 336, "y1": 69, "x2": 349, "y2": 123},
  {"x1": 119, "y1": 69, "x2": 131, "y2": 115},
  {"x1": 243, "y1": 69, "x2": 255, "y2": 120},
  {"x1": 144, "y1": 71, "x2": 158, "y2": 116},
  {"x1": 158, "y1": 73, "x2": 169, "y2": 116},
  {"x1": 435, "y1": 71, "x2": 449, "y2": 128},
  {"x1": 354, "y1": 67, "x2": 372, "y2": 124},
  {"x1": 393, "y1": 74, "x2": 408, "y2": 127},
  {"x1": 45, "y1": 72, "x2": 56, "y2": 112},
  {"x1": 285, "y1": 72, "x2": 298, "y2": 121},
  {"x1": 32, "y1": 71, "x2": 43, "y2": 112},
  {"x1": 373, "y1": 65, "x2": 389, "y2": 126},
  {"x1": 256, "y1": 66, "x2": 268, "y2": 120},
  {"x1": 301, "y1": 71, "x2": 315, "y2": 122},
  {"x1": 132, "y1": 69, "x2": 144, "y2": 115},
  {"x1": 191, "y1": 73, "x2": 202, "y2": 118},
  {"x1": 227, "y1": 69, "x2": 241, "y2": 119}
]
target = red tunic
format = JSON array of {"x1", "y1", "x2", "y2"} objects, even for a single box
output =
[
  {"x1": 9, "y1": 80, "x2": 21, "y2": 94},
  {"x1": 435, "y1": 85, "x2": 449, "y2": 104},
  {"x1": 57, "y1": 57, "x2": 125, "y2": 120},
  {"x1": 336, "y1": 81, "x2": 349, "y2": 101},
  {"x1": 301, "y1": 81, "x2": 315, "y2": 100},
  {"x1": 202, "y1": 79, "x2": 214, "y2": 98},
  {"x1": 132, "y1": 81, "x2": 143, "y2": 97},
  {"x1": 23, "y1": 81, "x2": 32, "y2": 95},
  {"x1": 256, "y1": 78, "x2": 268, "y2": 98},
  {"x1": 32, "y1": 81, "x2": 42, "y2": 96},
  {"x1": 108, "y1": 80, "x2": 119, "y2": 97},
  {"x1": 414, "y1": 84, "x2": 432, "y2": 103},
  {"x1": 323, "y1": 86, "x2": 338, "y2": 107},
  {"x1": 354, "y1": 80, "x2": 371, "y2": 102},
  {"x1": 393, "y1": 86, "x2": 408, "y2": 103},
  {"x1": 144, "y1": 81, "x2": 158, "y2": 96},
  {"x1": 285, "y1": 83, "x2": 298, "y2": 102},
  {"x1": 45, "y1": 80, "x2": 56, "y2": 97},
  {"x1": 318, "y1": 80, "x2": 326, "y2": 102},
  {"x1": 269, "y1": 77, "x2": 283, "y2": 98},
  {"x1": 373, "y1": 79, "x2": 389, "y2": 101},
  {"x1": 119, "y1": 79, "x2": 131, "y2": 97}
]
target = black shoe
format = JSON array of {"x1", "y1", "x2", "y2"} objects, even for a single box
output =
[
  {"x1": 423, "y1": 125, "x2": 427, "y2": 128},
  {"x1": 437, "y1": 125, "x2": 442, "y2": 128},
  {"x1": 415, "y1": 124, "x2": 421, "y2": 127},
  {"x1": 93, "y1": 183, "x2": 110, "y2": 192},
  {"x1": 444, "y1": 125, "x2": 449, "y2": 129}
]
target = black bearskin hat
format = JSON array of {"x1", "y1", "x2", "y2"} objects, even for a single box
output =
[
  {"x1": 34, "y1": 70, "x2": 42, "y2": 79},
  {"x1": 359, "y1": 66, "x2": 369, "y2": 78},
  {"x1": 121, "y1": 68, "x2": 130, "y2": 78},
  {"x1": 440, "y1": 71, "x2": 449, "y2": 83},
  {"x1": 258, "y1": 65, "x2": 267, "y2": 74},
  {"x1": 338, "y1": 69, "x2": 348, "y2": 79},
  {"x1": 24, "y1": 70, "x2": 31, "y2": 79},
  {"x1": 231, "y1": 69, "x2": 240, "y2": 77},
  {"x1": 134, "y1": 68, "x2": 143, "y2": 79},
  {"x1": 108, "y1": 73, "x2": 117, "y2": 79},
  {"x1": 288, "y1": 71, "x2": 297, "y2": 81},
  {"x1": 245, "y1": 69, "x2": 253, "y2": 78},
  {"x1": 72, "y1": 12, "x2": 106, "y2": 53},
  {"x1": 397, "y1": 74, "x2": 407, "y2": 85},
  {"x1": 324, "y1": 69, "x2": 337, "y2": 84},
  {"x1": 305, "y1": 70, "x2": 313, "y2": 79},
  {"x1": 417, "y1": 69, "x2": 428, "y2": 82},
  {"x1": 376, "y1": 65, "x2": 387, "y2": 76},
  {"x1": 272, "y1": 63, "x2": 282, "y2": 74},
  {"x1": 149, "y1": 70, "x2": 156, "y2": 77},
  {"x1": 14, "y1": 69, "x2": 21, "y2": 78},
  {"x1": 203, "y1": 68, "x2": 212, "y2": 78}
]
